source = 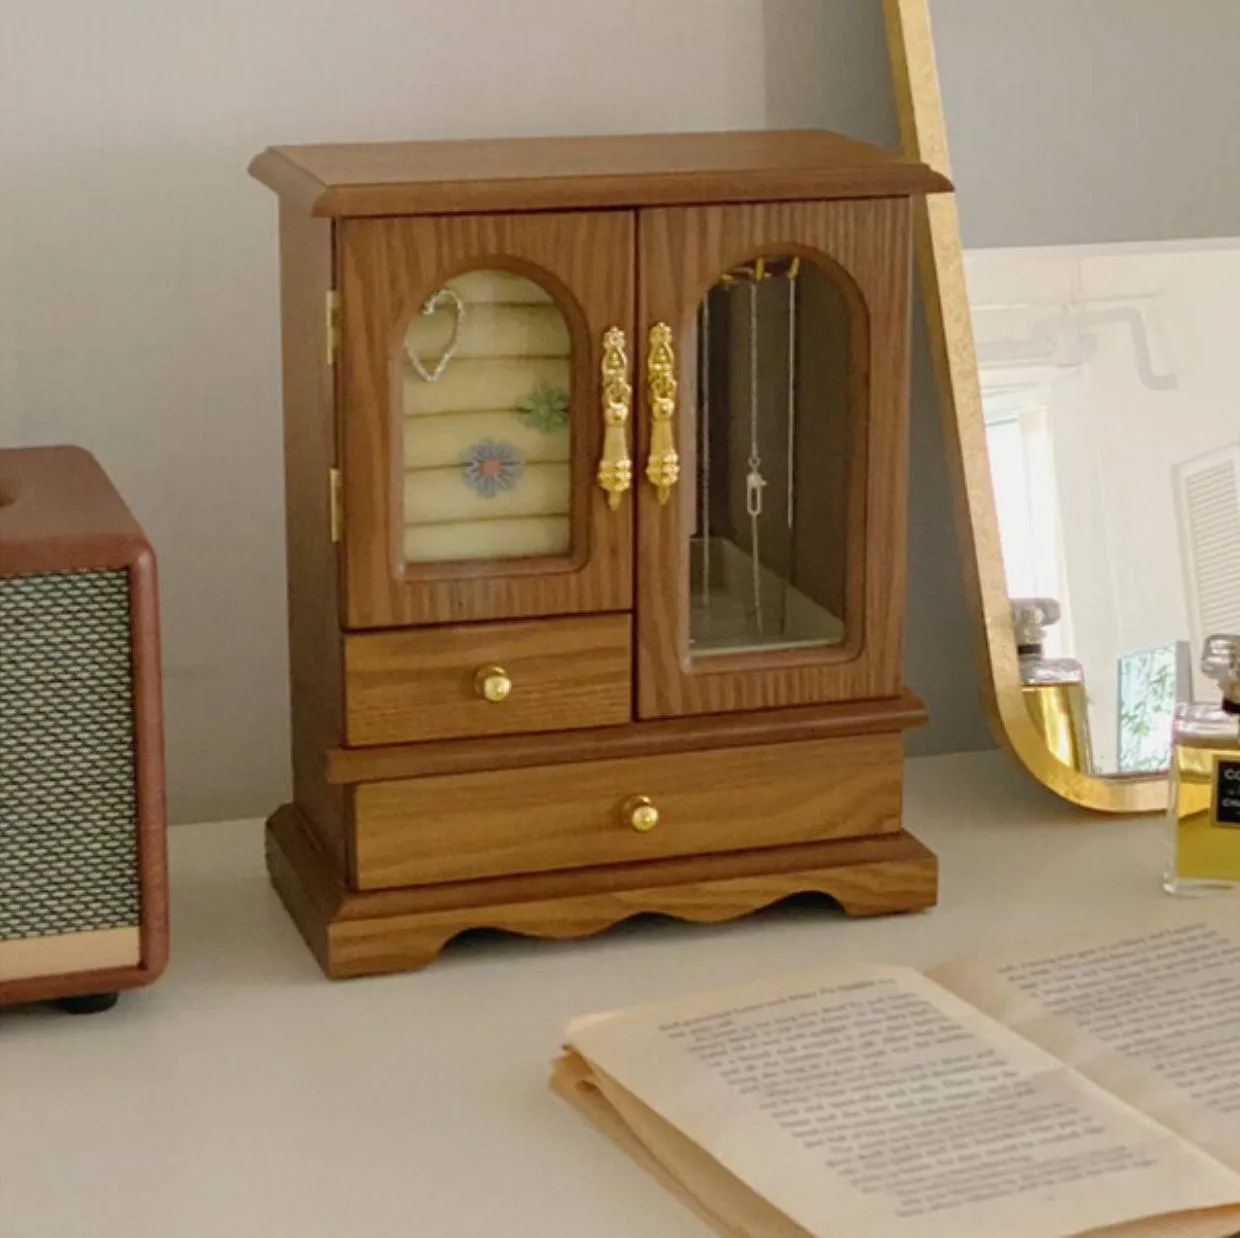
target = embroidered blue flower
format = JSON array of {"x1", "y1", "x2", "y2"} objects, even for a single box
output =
[{"x1": 461, "y1": 439, "x2": 524, "y2": 498}]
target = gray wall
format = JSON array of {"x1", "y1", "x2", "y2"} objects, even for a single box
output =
[
  {"x1": 3, "y1": 0, "x2": 776, "y2": 825},
  {"x1": 765, "y1": 0, "x2": 995, "y2": 758},
  {"x1": 14, "y1": 0, "x2": 1086, "y2": 826},
  {"x1": 929, "y1": 0, "x2": 1240, "y2": 248}
]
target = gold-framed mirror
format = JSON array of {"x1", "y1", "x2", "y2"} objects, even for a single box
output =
[{"x1": 883, "y1": 0, "x2": 1240, "y2": 813}]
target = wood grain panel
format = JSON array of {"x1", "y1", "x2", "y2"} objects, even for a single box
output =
[
  {"x1": 265, "y1": 807, "x2": 337, "y2": 976},
  {"x1": 266, "y1": 802, "x2": 937, "y2": 979},
  {"x1": 344, "y1": 613, "x2": 631, "y2": 746},
  {"x1": 277, "y1": 204, "x2": 349, "y2": 869},
  {"x1": 339, "y1": 210, "x2": 634, "y2": 628},
  {"x1": 328, "y1": 689, "x2": 927, "y2": 783},
  {"x1": 635, "y1": 198, "x2": 913, "y2": 718},
  {"x1": 353, "y1": 733, "x2": 902, "y2": 890},
  {"x1": 249, "y1": 130, "x2": 950, "y2": 218}
]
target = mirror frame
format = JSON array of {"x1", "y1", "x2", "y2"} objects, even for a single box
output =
[{"x1": 882, "y1": 0, "x2": 1166, "y2": 814}]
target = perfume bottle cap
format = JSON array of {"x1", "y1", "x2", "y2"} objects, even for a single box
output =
[
  {"x1": 1202, "y1": 634, "x2": 1240, "y2": 705},
  {"x1": 1011, "y1": 597, "x2": 1062, "y2": 650}
]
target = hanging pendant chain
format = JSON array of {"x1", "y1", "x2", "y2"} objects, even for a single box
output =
[
  {"x1": 746, "y1": 278, "x2": 766, "y2": 517},
  {"x1": 747, "y1": 278, "x2": 765, "y2": 635},
  {"x1": 786, "y1": 261, "x2": 798, "y2": 530},
  {"x1": 699, "y1": 293, "x2": 712, "y2": 615}
]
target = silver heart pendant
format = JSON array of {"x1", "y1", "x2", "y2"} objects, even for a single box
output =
[{"x1": 406, "y1": 286, "x2": 466, "y2": 383}]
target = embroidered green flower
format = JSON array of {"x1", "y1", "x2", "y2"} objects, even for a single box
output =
[{"x1": 516, "y1": 384, "x2": 570, "y2": 434}]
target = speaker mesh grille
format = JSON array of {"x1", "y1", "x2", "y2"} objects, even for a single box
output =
[{"x1": 0, "y1": 569, "x2": 141, "y2": 941}]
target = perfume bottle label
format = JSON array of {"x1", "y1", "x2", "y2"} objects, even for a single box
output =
[{"x1": 1216, "y1": 758, "x2": 1240, "y2": 828}]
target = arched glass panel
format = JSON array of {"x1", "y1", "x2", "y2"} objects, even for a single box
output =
[
  {"x1": 401, "y1": 269, "x2": 572, "y2": 564},
  {"x1": 690, "y1": 255, "x2": 852, "y2": 657}
]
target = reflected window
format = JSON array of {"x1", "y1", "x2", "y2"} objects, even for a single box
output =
[{"x1": 982, "y1": 384, "x2": 1072, "y2": 657}]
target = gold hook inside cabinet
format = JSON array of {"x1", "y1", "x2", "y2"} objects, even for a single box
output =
[
  {"x1": 596, "y1": 327, "x2": 633, "y2": 511},
  {"x1": 645, "y1": 322, "x2": 680, "y2": 504}
]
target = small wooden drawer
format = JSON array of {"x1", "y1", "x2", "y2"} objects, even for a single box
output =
[
  {"x1": 352, "y1": 733, "x2": 902, "y2": 890},
  {"x1": 343, "y1": 613, "x2": 632, "y2": 747}
]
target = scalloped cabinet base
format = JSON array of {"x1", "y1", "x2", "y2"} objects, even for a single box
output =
[{"x1": 266, "y1": 803, "x2": 938, "y2": 980}]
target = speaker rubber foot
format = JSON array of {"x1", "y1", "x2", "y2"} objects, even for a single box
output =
[{"x1": 53, "y1": 992, "x2": 120, "y2": 1015}]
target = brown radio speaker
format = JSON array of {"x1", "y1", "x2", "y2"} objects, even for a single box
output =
[{"x1": 0, "y1": 446, "x2": 168, "y2": 1012}]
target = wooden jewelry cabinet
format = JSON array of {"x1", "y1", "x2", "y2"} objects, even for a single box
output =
[{"x1": 250, "y1": 130, "x2": 950, "y2": 978}]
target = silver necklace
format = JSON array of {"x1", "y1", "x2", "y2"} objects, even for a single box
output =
[
  {"x1": 405, "y1": 286, "x2": 466, "y2": 383},
  {"x1": 746, "y1": 269, "x2": 767, "y2": 637}
]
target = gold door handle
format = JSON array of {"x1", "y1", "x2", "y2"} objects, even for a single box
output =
[
  {"x1": 622, "y1": 794, "x2": 660, "y2": 833},
  {"x1": 474, "y1": 665, "x2": 512, "y2": 703},
  {"x1": 645, "y1": 322, "x2": 679, "y2": 504},
  {"x1": 596, "y1": 327, "x2": 633, "y2": 511}
]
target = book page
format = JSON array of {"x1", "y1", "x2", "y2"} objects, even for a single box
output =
[
  {"x1": 566, "y1": 964, "x2": 1240, "y2": 1238},
  {"x1": 554, "y1": 1054, "x2": 1240, "y2": 1238},
  {"x1": 552, "y1": 1051, "x2": 816, "y2": 1238},
  {"x1": 930, "y1": 902, "x2": 1240, "y2": 1175}
]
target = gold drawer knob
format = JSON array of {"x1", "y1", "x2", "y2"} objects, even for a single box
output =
[
  {"x1": 622, "y1": 794, "x2": 660, "y2": 833},
  {"x1": 474, "y1": 666, "x2": 512, "y2": 703}
]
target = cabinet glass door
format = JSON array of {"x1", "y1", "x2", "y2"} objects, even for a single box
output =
[
  {"x1": 339, "y1": 212, "x2": 634, "y2": 629},
  {"x1": 635, "y1": 201, "x2": 913, "y2": 719},
  {"x1": 691, "y1": 255, "x2": 850, "y2": 658}
]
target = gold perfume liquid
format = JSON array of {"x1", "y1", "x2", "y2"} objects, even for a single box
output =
[
  {"x1": 1022, "y1": 680, "x2": 1093, "y2": 774},
  {"x1": 1012, "y1": 597, "x2": 1094, "y2": 775},
  {"x1": 1165, "y1": 634, "x2": 1240, "y2": 896}
]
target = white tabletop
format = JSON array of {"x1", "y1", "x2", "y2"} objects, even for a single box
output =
[{"x1": 0, "y1": 751, "x2": 1172, "y2": 1238}]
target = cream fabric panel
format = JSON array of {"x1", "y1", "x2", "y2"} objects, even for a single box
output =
[
  {"x1": 403, "y1": 412, "x2": 570, "y2": 470},
  {"x1": 403, "y1": 358, "x2": 572, "y2": 418},
  {"x1": 404, "y1": 517, "x2": 572, "y2": 563},
  {"x1": 404, "y1": 462, "x2": 571, "y2": 525},
  {"x1": 405, "y1": 302, "x2": 570, "y2": 363},
  {"x1": 402, "y1": 270, "x2": 575, "y2": 562}
]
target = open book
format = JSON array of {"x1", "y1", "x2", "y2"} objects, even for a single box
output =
[{"x1": 553, "y1": 902, "x2": 1240, "y2": 1238}]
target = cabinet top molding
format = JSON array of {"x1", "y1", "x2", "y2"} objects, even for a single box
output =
[{"x1": 248, "y1": 128, "x2": 951, "y2": 218}]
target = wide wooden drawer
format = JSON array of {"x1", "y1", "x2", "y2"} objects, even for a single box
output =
[
  {"x1": 352, "y1": 733, "x2": 902, "y2": 889},
  {"x1": 344, "y1": 613, "x2": 631, "y2": 746}
]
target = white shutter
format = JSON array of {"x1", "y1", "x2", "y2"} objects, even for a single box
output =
[{"x1": 1175, "y1": 444, "x2": 1240, "y2": 670}]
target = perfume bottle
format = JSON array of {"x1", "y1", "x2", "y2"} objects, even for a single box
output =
[
  {"x1": 1165, "y1": 634, "x2": 1240, "y2": 895},
  {"x1": 1012, "y1": 598, "x2": 1094, "y2": 775}
]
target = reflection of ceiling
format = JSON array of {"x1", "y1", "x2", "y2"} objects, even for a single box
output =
[{"x1": 975, "y1": 307, "x2": 1178, "y2": 391}]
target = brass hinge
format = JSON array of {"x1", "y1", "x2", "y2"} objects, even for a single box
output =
[
  {"x1": 329, "y1": 468, "x2": 343, "y2": 543},
  {"x1": 325, "y1": 289, "x2": 341, "y2": 366}
]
